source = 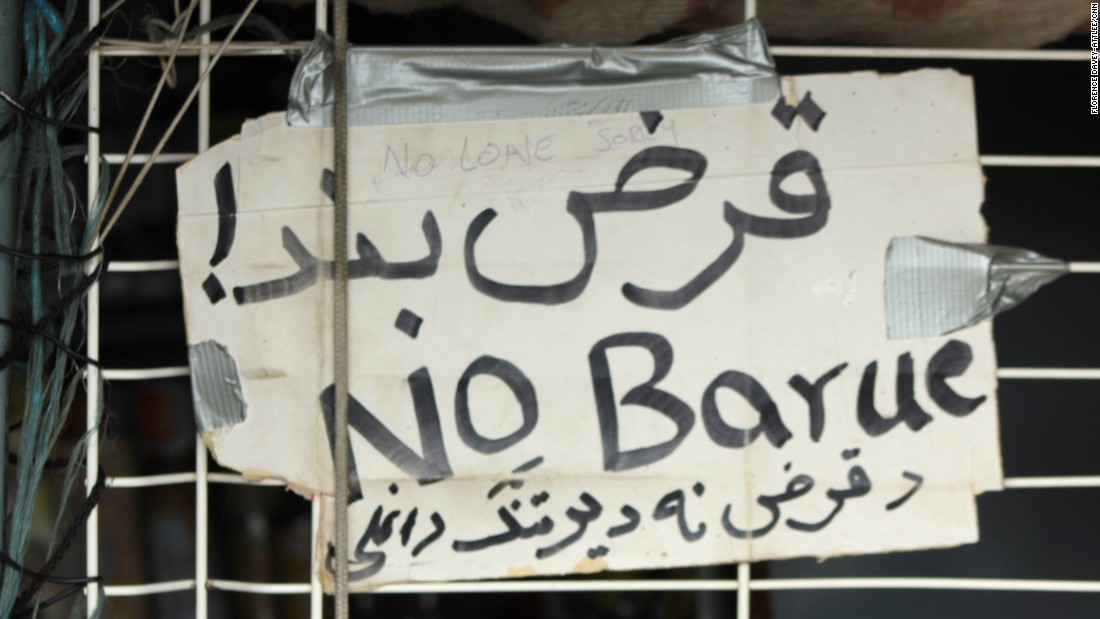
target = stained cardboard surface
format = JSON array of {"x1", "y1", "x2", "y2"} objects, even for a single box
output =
[{"x1": 176, "y1": 69, "x2": 1001, "y2": 589}]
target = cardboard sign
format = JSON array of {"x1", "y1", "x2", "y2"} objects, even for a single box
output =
[{"x1": 176, "y1": 69, "x2": 1002, "y2": 589}]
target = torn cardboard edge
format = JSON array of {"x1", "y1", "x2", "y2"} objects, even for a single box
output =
[
  {"x1": 287, "y1": 19, "x2": 779, "y2": 127},
  {"x1": 885, "y1": 236, "x2": 1068, "y2": 340}
]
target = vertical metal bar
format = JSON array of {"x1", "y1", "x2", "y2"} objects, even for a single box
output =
[
  {"x1": 310, "y1": 499, "x2": 323, "y2": 617},
  {"x1": 195, "y1": 442, "x2": 208, "y2": 618},
  {"x1": 737, "y1": 562, "x2": 751, "y2": 617},
  {"x1": 315, "y1": 0, "x2": 328, "y2": 33},
  {"x1": 0, "y1": 0, "x2": 24, "y2": 567},
  {"x1": 86, "y1": 2, "x2": 102, "y2": 615},
  {"x1": 196, "y1": 1, "x2": 211, "y2": 617},
  {"x1": 311, "y1": 5, "x2": 328, "y2": 617},
  {"x1": 84, "y1": 273, "x2": 101, "y2": 618},
  {"x1": 198, "y1": 0, "x2": 211, "y2": 154},
  {"x1": 738, "y1": 7, "x2": 755, "y2": 615}
]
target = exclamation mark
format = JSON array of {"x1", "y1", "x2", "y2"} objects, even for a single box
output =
[{"x1": 202, "y1": 163, "x2": 237, "y2": 304}]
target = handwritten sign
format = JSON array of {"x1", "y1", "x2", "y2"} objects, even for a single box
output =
[{"x1": 176, "y1": 69, "x2": 1002, "y2": 588}]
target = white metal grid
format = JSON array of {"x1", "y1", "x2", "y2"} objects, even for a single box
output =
[{"x1": 81, "y1": 0, "x2": 1100, "y2": 616}]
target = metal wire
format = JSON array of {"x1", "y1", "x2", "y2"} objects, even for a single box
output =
[
  {"x1": 331, "y1": 0, "x2": 352, "y2": 615},
  {"x1": 97, "y1": 0, "x2": 259, "y2": 241}
]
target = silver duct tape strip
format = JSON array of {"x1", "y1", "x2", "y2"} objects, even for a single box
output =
[
  {"x1": 885, "y1": 236, "x2": 1068, "y2": 340},
  {"x1": 287, "y1": 19, "x2": 779, "y2": 127},
  {"x1": 189, "y1": 340, "x2": 247, "y2": 432}
]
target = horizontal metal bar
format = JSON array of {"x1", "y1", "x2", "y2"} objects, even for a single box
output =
[
  {"x1": 107, "y1": 472, "x2": 197, "y2": 488},
  {"x1": 103, "y1": 579, "x2": 196, "y2": 597},
  {"x1": 207, "y1": 472, "x2": 287, "y2": 487},
  {"x1": 112, "y1": 576, "x2": 1100, "y2": 597},
  {"x1": 107, "y1": 260, "x2": 180, "y2": 273},
  {"x1": 104, "y1": 363, "x2": 1100, "y2": 384},
  {"x1": 980, "y1": 155, "x2": 1100, "y2": 168},
  {"x1": 370, "y1": 576, "x2": 1100, "y2": 594},
  {"x1": 95, "y1": 244, "x2": 1095, "y2": 283},
  {"x1": 209, "y1": 579, "x2": 312, "y2": 594},
  {"x1": 1004, "y1": 476, "x2": 1100, "y2": 489},
  {"x1": 103, "y1": 154, "x2": 1100, "y2": 170},
  {"x1": 94, "y1": 153, "x2": 1100, "y2": 174},
  {"x1": 378, "y1": 580, "x2": 739, "y2": 594},
  {"x1": 997, "y1": 368, "x2": 1100, "y2": 380},
  {"x1": 99, "y1": 472, "x2": 1100, "y2": 492},
  {"x1": 103, "y1": 472, "x2": 289, "y2": 490},
  {"x1": 772, "y1": 45, "x2": 1089, "y2": 62},
  {"x1": 751, "y1": 577, "x2": 1100, "y2": 593},
  {"x1": 102, "y1": 153, "x2": 195, "y2": 164},
  {"x1": 96, "y1": 39, "x2": 309, "y2": 57},
  {"x1": 101, "y1": 366, "x2": 189, "y2": 380},
  {"x1": 95, "y1": 40, "x2": 1087, "y2": 62}
]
